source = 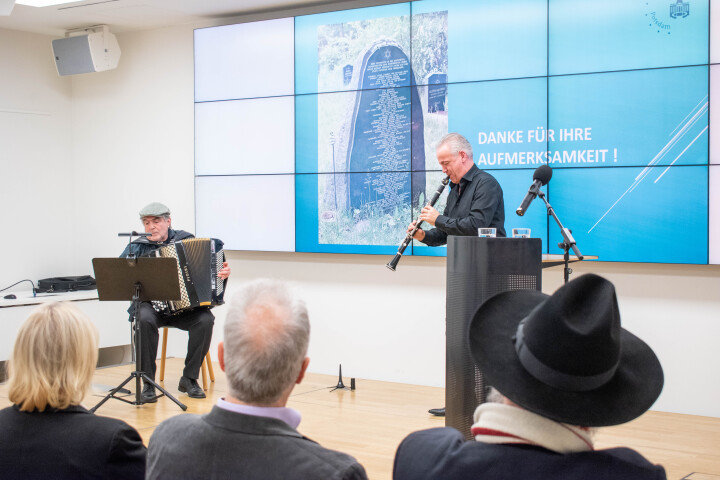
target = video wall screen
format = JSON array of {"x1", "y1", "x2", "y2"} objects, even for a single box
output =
[{"x1": 194, "y1": 0, "x2": 715, "y2": 265}]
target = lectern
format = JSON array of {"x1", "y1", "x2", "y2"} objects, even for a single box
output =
[{"x1": 445, "y1": 236, "x2": 542, "y2": 439}]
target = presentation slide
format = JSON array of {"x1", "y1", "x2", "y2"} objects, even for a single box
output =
[
  {"x1": 195, "y1": 175, "x2": 295, "y2": 252},
  {"x1": 549, "y1": 0, "x2": 708, "y2": 75},
  {"x1": 711, "y1": 166, "x2": 719, "y2": 265},
  {"x1": 550, "y1": 166, "x2": 707, "y2": 264},
  {"x1": 195, "y1": 97, "x2": 295, "y2": 176},
  {"x1": 194, "y1": 0, "x2": 714, "y2": 264},
  {"x1": 712, "y1": 64, "x2": 720, "y2": 165},
  {"x1": 194, "y1": 18, "x2": 294, "y2": 101},
  {"x1": 710, "y1": 63, "x2": 719, "y2": 264},
  {"x1": 709, "y1": 0, "x2": 719, "y2": 64}
]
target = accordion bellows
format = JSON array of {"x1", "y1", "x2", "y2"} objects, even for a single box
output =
[{"x1": 152, "y1": 238, "x2": 226, "y2": 315}]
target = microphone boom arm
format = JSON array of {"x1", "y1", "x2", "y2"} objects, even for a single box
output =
[{"x1": 537, "y1": 190, "x2": 583, "y2": 284}]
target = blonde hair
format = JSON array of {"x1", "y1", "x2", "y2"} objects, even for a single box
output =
[{"x1": 7, "y1": 302, "x2": 99, "y2": 412}]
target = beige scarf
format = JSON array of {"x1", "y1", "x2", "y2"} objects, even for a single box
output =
[{"x1": 471, "y1": 403, "x2": 594, "y2": 453}]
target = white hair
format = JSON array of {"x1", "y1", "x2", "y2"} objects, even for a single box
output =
[
  {"x1": 437, "y1": 132, "x2": 473, "y2": 160},
  {"x1": 223, "y1": 279, "x2": 310, "y2": 405}
]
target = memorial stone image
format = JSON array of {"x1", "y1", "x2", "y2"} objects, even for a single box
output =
[
  {"x1": 427, "y1": 73, "x2": 447, "y2": 113},
  {"x1": 345, "y1": 42, "x2": 425, "y2": 214}
]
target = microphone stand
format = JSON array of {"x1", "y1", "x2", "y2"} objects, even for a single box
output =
[
  {"x1": 328, "y1": 364, "x2": 353, "y2": 392},
  {"x1": 537, "y1": 190, "x2": 583, "y2": 284},
  {"x1": 121, "y1": 231, "x2": 148, "y2": 362}
]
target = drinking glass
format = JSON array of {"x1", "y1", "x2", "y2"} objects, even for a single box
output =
[{"x1": 512, "y1": 228, "x2": 531, "y2": 238}]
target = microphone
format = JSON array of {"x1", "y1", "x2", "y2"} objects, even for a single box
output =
[
  {"x1": 516, "y1": 165, "x2": 553, "y2": 216},
  {"x1": 118, "y1": 231, "x2": 152, "y2": 237}
]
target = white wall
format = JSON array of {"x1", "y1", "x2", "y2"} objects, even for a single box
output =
[
  {"x1": 2, "y1": 8, "x2": 719, "y2": 418},
  {"x1": 0, "y1": 28, "x2": 74, "y2": 289},
  {"x1": 543, "y1": 261, "x2": 720, "y2": 418},
  {"x1": 69, "y1": 25, "x2": 196, "y2": 271}
]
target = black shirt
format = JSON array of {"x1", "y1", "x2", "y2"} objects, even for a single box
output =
[{"x1": 422, "y1": 164, "x2": 506, "y2": 246}]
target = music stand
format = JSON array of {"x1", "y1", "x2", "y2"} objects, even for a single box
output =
[{"x1": 89, "y1": 257, "x2": 187, "y2": 412}]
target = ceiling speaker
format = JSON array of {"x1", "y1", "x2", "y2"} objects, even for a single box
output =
[{"x1": 52, "y1": 28, "x2": 121, "y2": 76}]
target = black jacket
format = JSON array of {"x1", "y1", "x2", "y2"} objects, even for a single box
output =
[
  {"x1": 393, "y1": 427, "x2": 666, "y2": 480},
  {"x1": 0, "y1": 404, "x2": 146, "y2": 480},
  {"x1": 119, "y1": 228, "x2": 194, "y2": 258}
]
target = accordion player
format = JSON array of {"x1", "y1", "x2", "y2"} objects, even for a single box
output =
[{"x1": 151, "y1": 238, "x2": 227, "y2": 315}]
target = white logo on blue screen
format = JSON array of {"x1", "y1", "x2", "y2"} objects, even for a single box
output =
[{"x1": 645, "y1": 0, "x2": 689, "y2": 35}]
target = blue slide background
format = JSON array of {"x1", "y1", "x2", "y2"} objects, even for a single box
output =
[{"x1": 196, "y1": 0, "x2": 713, "y2": 263}]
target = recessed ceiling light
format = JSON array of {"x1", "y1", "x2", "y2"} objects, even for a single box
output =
[{"x1": 15, "y1": 0, "x2": 81, "y2": 7}]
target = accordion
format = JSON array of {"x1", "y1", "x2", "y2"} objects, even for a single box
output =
[{"x1": 151, "y1": 238, "x2": 227, "y2": 315}]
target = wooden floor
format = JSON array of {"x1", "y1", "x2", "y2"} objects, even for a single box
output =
[{"x1": 1, "y1": 358, "x2": 719, "y2": 480}]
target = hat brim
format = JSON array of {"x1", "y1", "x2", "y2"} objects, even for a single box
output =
[{"x1": 468, "y1": 289, "x2": 664, "y2": 427}]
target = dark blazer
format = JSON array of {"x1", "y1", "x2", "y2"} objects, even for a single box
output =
[
  {"x1": 119, "y1": 228, "x2": 194, "y2": 258},
  {"x1": 0, "y1": 404, "x2": 146, "y2": 480},
  {"x1": 393, "y1": 427, "x2": 666, "y2": 480},
  {"x1": 147, "y1": 405, "x2": 368, "y2": 480}
]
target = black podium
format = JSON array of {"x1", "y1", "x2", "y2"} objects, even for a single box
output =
[{"x1": 445, "y1": 236, "x2": 542, "y2": 439}]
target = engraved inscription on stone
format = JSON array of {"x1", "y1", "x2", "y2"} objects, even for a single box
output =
[
  {"x1": 343, "y1": 64, "x2": 353, "y2": 86},
  {"x1": 428, "y1": 73, "x2": 447, "y2": 113},
  {"x1": 346, "y1": 44, "x2": 425, "y2": 213}
]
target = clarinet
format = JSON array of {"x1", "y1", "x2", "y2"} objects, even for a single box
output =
[{"x1": 386, "y1": 175, "x2": 450, "y2": 271}]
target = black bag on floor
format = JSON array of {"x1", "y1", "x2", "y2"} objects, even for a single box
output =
[{"x1": 37, "y1": 275, "x2": 96, "y2": 293}]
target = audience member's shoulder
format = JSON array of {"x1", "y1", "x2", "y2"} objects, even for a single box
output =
[
  {"x1": 595, "y1": 447, "x2": 667, "y2": 476},
  {"x1": 395, "y1": 426, "x2": 465, "y2": 468},
  {"x1": 394, "y1": 428, "x2": 465, "y2": 480},
  {"x1": 399, "y1": 426, "x2": 464, "y2": 449},
  {"x1": 295, "y1": 416, "x2": 374, "y2": 479},
  {"x1": 151, "y1": 412, "x2": 203, "y2": 439},
  {"x1": 161, "y1": 411, "x2": 203, "y2": 426},
  {"x1": 68, "y1": 407, "x2": 133, "y2": 430},
  {"x1": 81, "y1": 410, "x2": 144, "y2": 447},
  {"x1": 301, "y1": 436, "x2": 367, "y2": 472}
]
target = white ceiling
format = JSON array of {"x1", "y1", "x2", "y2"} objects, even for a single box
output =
[{"x1": 0, "y1": 0, "x2": 359, "y2": 36}]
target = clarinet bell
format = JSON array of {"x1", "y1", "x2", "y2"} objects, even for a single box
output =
[{"x1": 386, "y1": 254, "x2": 401, "y2": 271}]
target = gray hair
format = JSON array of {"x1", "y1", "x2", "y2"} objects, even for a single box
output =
[
  {"x1": 140, "y1": 213, "x2": 170, "y2": 221},
  {"x1": 437, "y1": 132, "x2": 473, "y2": 160},
  {"x1": 486, "y1": 386, "x2": 506, "y2": 404},
  {"x1": 223, "y1": 279, "x2": 310, "y2": 405}
]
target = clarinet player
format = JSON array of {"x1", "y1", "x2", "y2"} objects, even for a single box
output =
[
  {"x1": 406, "y1": 133, "x2": 506, "y2": 416},
  {"x1": 120, "y1": 202, "x2": 231, "y2": 401}
]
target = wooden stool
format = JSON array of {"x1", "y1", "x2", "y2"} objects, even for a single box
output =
[{"x1": 158, "y1": 327, "x2": 215, "y2": 391}]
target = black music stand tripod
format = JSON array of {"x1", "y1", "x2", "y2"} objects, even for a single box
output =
[{"x1": 90, "y1": 257, "x2": 187, "y2": 412}]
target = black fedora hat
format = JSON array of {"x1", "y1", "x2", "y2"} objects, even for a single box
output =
[{"x1": 468, "y1": 273, "x2": 663, "y2": 427}]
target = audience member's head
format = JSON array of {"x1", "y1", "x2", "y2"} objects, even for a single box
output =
[
  {"x1": 147, "y1": 279, "x2": 367, "y2": 480},
  {"x1": 468, "y1": 273, "x2": 664, "y2": 427},
  {"x1": 8, "y1": 302, "x2": 98, "y2": 412},
  {"x1": 221, "y1": 278, "x2": 310, "y2": 406}
]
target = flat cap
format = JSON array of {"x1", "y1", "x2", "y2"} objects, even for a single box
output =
[{"x1": 139, "y1": 202, "x2": 171, "y2": 218}]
